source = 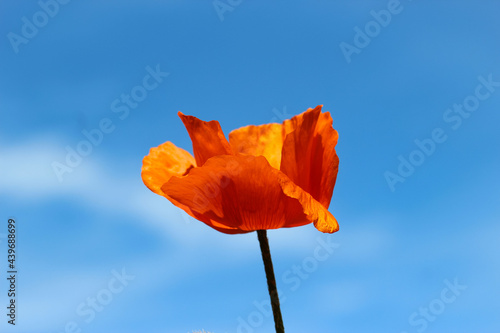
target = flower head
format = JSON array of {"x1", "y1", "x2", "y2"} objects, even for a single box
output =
[{"x1": 141, "y1": 105, "x2": 339, "y2": 234}]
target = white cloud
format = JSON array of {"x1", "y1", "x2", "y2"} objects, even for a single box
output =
[{"x1": 0, "y1": 136, "x2": 107, "y2": 199}]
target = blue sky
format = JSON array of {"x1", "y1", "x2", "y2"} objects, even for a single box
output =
[{"x1": 1, "y1": 1, "x2": 499, "y2": 332}]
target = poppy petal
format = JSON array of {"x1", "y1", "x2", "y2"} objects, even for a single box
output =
[
  {"x1": 228, "y1": 123, "x2": 284, "y2": 170},
  {"x1": 141, "y1": 141, "x2": 196, "y2": 196},
  {"x1": 162, "y1": 154, "x2": 310, "y2": 232},
  {"x1": 280, "y1": 105, "x2": 339, "y2": 208},
  {"x1": 141, "y1": 141, "x2": 243, "y2": 234},
  {"x1": 178, "y1": 112, "x2": 233, "y2": 166},
  {"x1": 276, "y1": 172, "x2": 339, "y2": 233}
]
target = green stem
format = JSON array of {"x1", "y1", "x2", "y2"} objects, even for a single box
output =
[{"x1": 257, "y1": 230, "x2": 285, "y2": 333}]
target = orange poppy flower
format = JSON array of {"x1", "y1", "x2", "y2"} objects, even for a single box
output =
[{"x1": 141, "y1": 105, "x2": 339, "y2": 234}]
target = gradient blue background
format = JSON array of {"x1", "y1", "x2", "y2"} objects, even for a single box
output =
[{"x1": 1, "y1": 1, "x2": 499, "y2": 332}]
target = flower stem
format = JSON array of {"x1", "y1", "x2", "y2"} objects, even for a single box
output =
[{"x1": 257, "y1": 230, "x2": 285, "y2": 333}]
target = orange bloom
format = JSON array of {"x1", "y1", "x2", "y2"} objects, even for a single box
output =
[{"x1": 141, "y1": 105, "x2": 339, "y2": 234}]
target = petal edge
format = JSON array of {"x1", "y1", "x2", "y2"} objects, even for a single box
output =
[
  {"x1": 276, "y1": 171, "x2": 339, "y2": 233},
  {"x1": 178, "y1": 112, "x2": 233, "y2": 166},
  {"x1": 141, "y1": 141, "x2": 196, "y2": 196}
]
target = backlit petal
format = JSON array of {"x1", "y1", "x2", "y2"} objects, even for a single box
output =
[
  {"x1": 276, "y1": 172, "x2": 339, "y2": 233},
  {"x1": 280, "y1": 105, "x2": 339, "y2": 208},
  {"x1": 229, "y1": 107, "x2": 339, "y2": 209},
  {"x1": 141, "y1": 141, "x2": 243, "y2": 234},
  {"x1": 178, "y1": 112, "x2": 233, "y2": 166},
  {"x1": 229, "y1": 123, "x2": 284, "y2": 170},
  {"x1": 162, "y1": 155, "x2": 310, "y2": 232},
  {"x1": 141, "y1": 141, "x2": 196, "y2": 196}
]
